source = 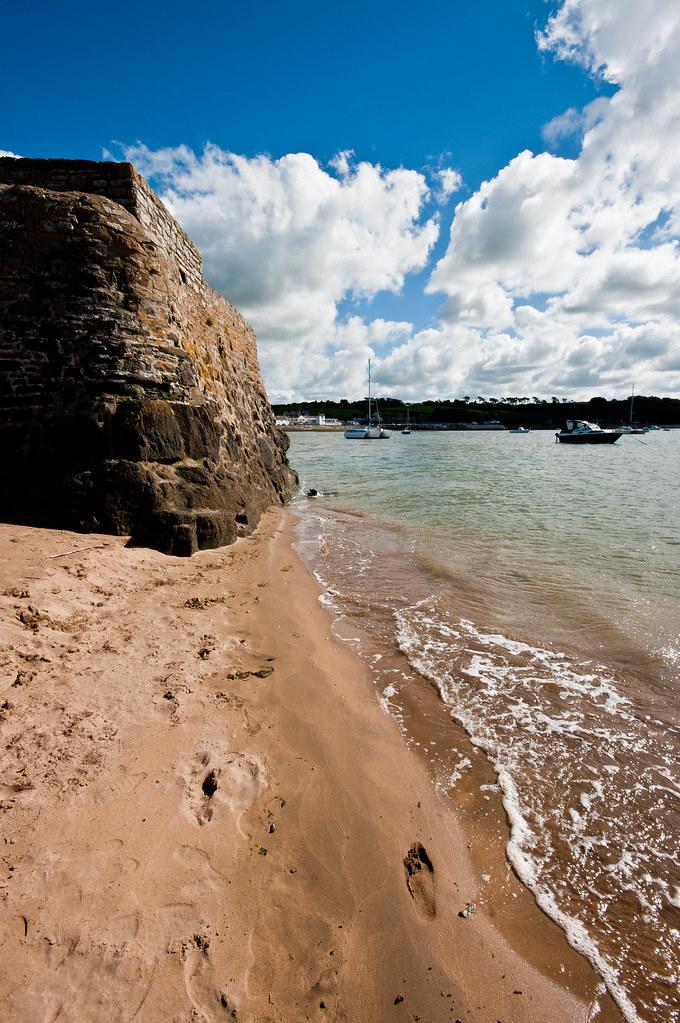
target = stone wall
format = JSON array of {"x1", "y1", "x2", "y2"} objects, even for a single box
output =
[
  {"x1": 0, "y1": 158, "x2": 297, "y2": 555},
  {"x1": 0, "y1": 157, "x2": 203, "y2": 289}
]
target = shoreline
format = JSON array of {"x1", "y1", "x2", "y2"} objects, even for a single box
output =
[{"x1": 0, "y1": 510, "x2": 619, "y2": 1021}]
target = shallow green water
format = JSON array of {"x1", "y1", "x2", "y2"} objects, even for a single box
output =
[
  {"x1": 288, "y1": 427, "x2": 680, "y2": 1023},
  {"x1": 290, "y1": 428, "x2": 680, "y2": 680}
]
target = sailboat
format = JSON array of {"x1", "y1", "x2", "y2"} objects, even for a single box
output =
[
  {"x1": 621, "y1": 385, "x2": 647, "y2": 434},
  {"x1": 373, "y1": 398, "x2": 390, "y2": 439},
  {"x1": 401, "y1": 406, "x2": 411, "y2": 435},
  {"x1": 344, "y1": 360, "x2": 384, "y2": 439}
]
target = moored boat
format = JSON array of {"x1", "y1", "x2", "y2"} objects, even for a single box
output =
[
  {"x1": 555, "y1": 420, "x2": 621, "y2": 444},
  {"x1": 345, "y1": 360, "x2": 389, "y2": 439},
  {"x1": 620, "y1": 385, "x2": 648, "y2": 433},
  {"x1": 374, "y1": 404, "x2": 390, "y2": 438}
]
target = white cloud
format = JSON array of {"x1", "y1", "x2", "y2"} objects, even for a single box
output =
[
  {"x1": 536, "y1": 0, "x2": 679, "y2": 82},
  {"x1": 121, "y1": 1, "x2": 680, "y2": 402},
  {"x1": 428, "y1": 149, "x2": 583, "y2": 314},
  {"x1": 435, "y1": 167, "x2": 463, "y2": 202},
  {"x1": 123, "y1": 143, "x2": 438, "y2": 400},
  {"x1": 367, "y1": 313, "x2": 680, "y2": 403},
  {"x1": 541, "y1": 106, "x2": 583, "y2": 147},
  {"x1": 258, "y1": 316, "x2": 414, "y2": 402},
  {"x1": 0, "y1": 150, "x2": 21, "y2": 158},
  {"x1": 541, "y1": 96, "x2": 608, "y2": 148},
  {"x1": 328, "y1": 150, "x2": 355, "y2": 177},
  {"x1": 425, "y1": 0, "x2": 680, "y2": 397}
]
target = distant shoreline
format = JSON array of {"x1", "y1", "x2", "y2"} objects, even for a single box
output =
[
  {"x1": 281, "y1": 423, "x2": 680, "y2": 432},
  {"x1": 274, "y1": 394, "x2": 680, "y2": 432},
  {"x1": 282, "y1": 424, "x2": 346, "y2": 432}
]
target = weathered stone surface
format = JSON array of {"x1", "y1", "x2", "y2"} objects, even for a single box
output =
[{"x1": 0, "y1": 158, "x2": 297, "y2": 554}]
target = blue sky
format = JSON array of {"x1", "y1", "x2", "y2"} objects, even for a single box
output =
[
  {"x1": 2, "y1": 0, "x2": 679, "y2": 401},
  {"x1": 3, "y1": 1, "x2": 602, "y2": 176}
]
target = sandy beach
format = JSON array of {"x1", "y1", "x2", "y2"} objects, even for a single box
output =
[{"x1": 0, "y1": 509, "x2": 621, "y2": 1022}]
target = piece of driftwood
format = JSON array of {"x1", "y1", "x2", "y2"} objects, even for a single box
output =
[{"x1": 48, "y1": 545, "x2": 107, "y2": 560}]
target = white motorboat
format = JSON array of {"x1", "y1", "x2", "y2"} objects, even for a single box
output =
[
  {"x1": 555, "y1": 420, "x2": 621, "y2": 444},
  {"x1": 509, "y1": 426, "x2": 529, "y2": 434},
  {"x1": 343, "y1": 426, "x2": 368, "y2": 439}
]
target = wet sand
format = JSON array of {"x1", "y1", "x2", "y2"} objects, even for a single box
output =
[{"x1": 0, "y1": 510, "x2": 620, "y2": 1022}]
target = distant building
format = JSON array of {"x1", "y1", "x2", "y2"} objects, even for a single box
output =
[
  {"x1": 293, "y1": 414, "x2": 326, "y2": 425},
  {"x1": 276, "y1": 413, "x2": 342, "y2": 428},
  {"x1": 465, "y1": 420, "x2": 506, "y2": 431}
]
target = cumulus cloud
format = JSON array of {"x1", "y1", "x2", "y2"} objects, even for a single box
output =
[
  {"x1": 122, "y1": 143, "x2": 438, "y2": 399},
  {"x1": 122, "y1": 1, "x2": 680, "y2": 401},
  {"x1": 371, "y1": 312, "x2": 680, "y2": 402},
  {"x1": 535, "y1": 0, "x2": 679, "y2": 82},
  {"x1": 541, "y1": 96, "x2": 608, "y2": 148},
  {"x1": 435, "y1": 167, "x2": 463, "y2": 202},
  {"x1": 258, "y1": 316, "x2": 414, "y2": 402},
  {"x1": 419, "y1": 0, "x2": 680, "y2": 398},
  {"x1": 0, "y1": 150, "x2": 21, "y2": 158},
  {"x1": 541, "y1": 106, "x2": 583, "y2": 147}
]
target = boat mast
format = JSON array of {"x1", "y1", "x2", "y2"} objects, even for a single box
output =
[
  {"x1": 368, "y1": 359, "x2": 372, "y2": 426},
  {"x1": 629, "y1": 384, "x2": 635, "y2": 427}
]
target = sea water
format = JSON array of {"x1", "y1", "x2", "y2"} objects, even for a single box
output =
[{"x1": 288, "y1": 428, "x2": 680, "y2": 1023}]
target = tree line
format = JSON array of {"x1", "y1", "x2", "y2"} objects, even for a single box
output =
[{"x1": 272, "y1": 395, "x2": 680, "y2": 428}]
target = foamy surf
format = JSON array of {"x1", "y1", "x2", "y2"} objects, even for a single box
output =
[
  {"x1": 395, "y1": 596, "x2": 679, "y2": 1023},
  {"x1": 289, "y1": 429, "x2": 680, "y2": 1023}
]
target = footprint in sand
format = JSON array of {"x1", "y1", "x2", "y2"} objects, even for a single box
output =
[
  {"x1": 185, "y1": 749, "x2": 267, "y2": 832},
  {"x1": 176, "y1": 845, "x2": 225, "y2": 888},
  {"x1": 190, "y1": 756, "x2": 221, "y2": 825},
  {"x1": 403, "y1": 842, "x2": 436, "y2": 919},
  {"x1": 106, "y1": 911, "x2": 141, "y2": 943},
  {"x1": 310, "y1": 965, "x2": 339, "y2": 1007},
  {"x1": 182, "y1": 934, "x2": 234, "y2": 1022}
]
